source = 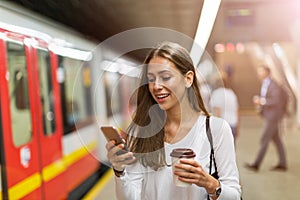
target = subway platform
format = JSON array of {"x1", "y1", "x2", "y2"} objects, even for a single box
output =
[{"x1": 83, "y1": 114, "x2": 300, "y2": 200}]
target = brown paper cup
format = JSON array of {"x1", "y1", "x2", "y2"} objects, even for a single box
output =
[{"x1": 170, "y1": 148, "x2": 196, "y2": 187}]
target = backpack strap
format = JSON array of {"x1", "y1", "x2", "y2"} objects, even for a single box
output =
[{"x1": 205, "y1": 116, "x2": 219, "y2": 179}]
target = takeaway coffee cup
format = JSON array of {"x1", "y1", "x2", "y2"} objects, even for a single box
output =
[{"x1": 170, "y1": 148, "x2": 196, "y2": 187}]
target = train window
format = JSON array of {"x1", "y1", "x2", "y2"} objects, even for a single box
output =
[
  {"x1": 58, "y1": 56, "x2": 93, "y2": 134},
  {"x1": 37, "y1": 49, "x2": 56, "y2": 136},
  {"x1": 6, "y1": 41, "x2": 32, "y2": 146},
  {"x1": 103, "y1": 72, "x2": 122, "y2": 118}
]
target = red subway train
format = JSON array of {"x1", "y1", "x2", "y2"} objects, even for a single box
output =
[{"x1": 0, "y1": 2, "x2": 138, "y2": 199}]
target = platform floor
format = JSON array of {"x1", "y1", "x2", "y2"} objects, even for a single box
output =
[{"x1": 85, "y1": 114, "x2": 300, "y2": 200}]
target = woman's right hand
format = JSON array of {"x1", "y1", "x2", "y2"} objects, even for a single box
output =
[{"x1": 105, "y1": 140, "x2": 136, "y2": 171}]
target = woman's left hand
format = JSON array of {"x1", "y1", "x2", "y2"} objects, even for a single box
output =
[{"x1": 174, "y1": 158, "x2": 219, "y2": 194}]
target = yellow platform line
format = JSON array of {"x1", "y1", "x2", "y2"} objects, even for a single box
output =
[{"x1": 82, "y1": 168, "x2": 114, "y2": 200}]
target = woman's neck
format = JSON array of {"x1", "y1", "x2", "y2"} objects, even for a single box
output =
[
  {"x1": 164, "y1": 105, "x2": 200, "y2": 143},
  {"x1": 165, "y1": 99, "x2": 197, "y2": 123}
]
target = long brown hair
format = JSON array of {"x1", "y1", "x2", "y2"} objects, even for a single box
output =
[{"x1": 127, "y1": 41, "x2": 209, "y2": 170}]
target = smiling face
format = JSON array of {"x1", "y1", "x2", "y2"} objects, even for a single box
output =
[{"x1": 147, "y1": 56, "x2": 190, "y2": 112}]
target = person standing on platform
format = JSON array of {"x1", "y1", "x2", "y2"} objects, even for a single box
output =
[
  {"x1": 209, "y1": 72, "x2": 239, "y2": 141},
  {"x1": 245, "y1": 65, "x2": 287, "y2": 171},
  {"x1": 199, "y1": 78, "x2": 212, "y2": 112},
  {"x1": 105, "y1": 41, "x2": 241, "y2": 199}
]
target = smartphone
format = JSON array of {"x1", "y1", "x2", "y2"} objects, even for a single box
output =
[{"x1": 101, "y1": 126, "x2": 129, "y2": 154}]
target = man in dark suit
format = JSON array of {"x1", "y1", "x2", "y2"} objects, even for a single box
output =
[{"x1": 246, "y1": 65, "x2": 287, "y2": 171}]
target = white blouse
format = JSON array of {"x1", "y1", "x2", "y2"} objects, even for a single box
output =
[{"x1": 115, "y1": 115, "x2": 241, "y2": 200}]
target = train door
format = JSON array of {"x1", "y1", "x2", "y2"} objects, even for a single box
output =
[
  {"x1": 0, "y1": 33, "x2": 64, "y2": 199},
  {"x1": 0, "y1": 34, "x2": 44, "y2": 199},
  {"x1": 32, "y1": 42, "x2": 65, "y2": 199}
]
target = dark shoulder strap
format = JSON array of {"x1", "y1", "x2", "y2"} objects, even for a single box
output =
[
  {"x1": 206, "y1": 116, "x2": 213, "y2": 149},
  {"x1": 206, "y1": 116, "x2": 218, "y2": 179},
  {"x1": 206, "y1": 116, "x2": 242, "y2": 200}
]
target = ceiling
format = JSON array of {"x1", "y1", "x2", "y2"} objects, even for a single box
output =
[
  {"x1": 12, "y1": 0, "x2": 202, "y2": 41},
  {"x1": 11, "y1": 0, "x2": 300, "y2": 61},
  {"x1": 12, "y1": 0, "x2": 203, "y2": 61}
]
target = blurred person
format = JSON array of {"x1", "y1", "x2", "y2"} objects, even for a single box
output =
[
  {"x1": 105, "y1": 41, "x2": 241, "y2": 200},
  {"x1": 224, "y1": 64, "x2": 233, "y2": 78},
  {"x1": 209, "y1": 72, "x2": 239, "y2": 141},
  {"x1": 199, "y1": 77, "x2": 212, "y2": 112},
  {"x1": 245, "y1": 65, "x2": 287, "y2": 171}
]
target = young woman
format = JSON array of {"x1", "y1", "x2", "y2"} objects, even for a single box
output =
[{"x1": 105, "y1": 41, "x2": 241, "y2": 200}]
